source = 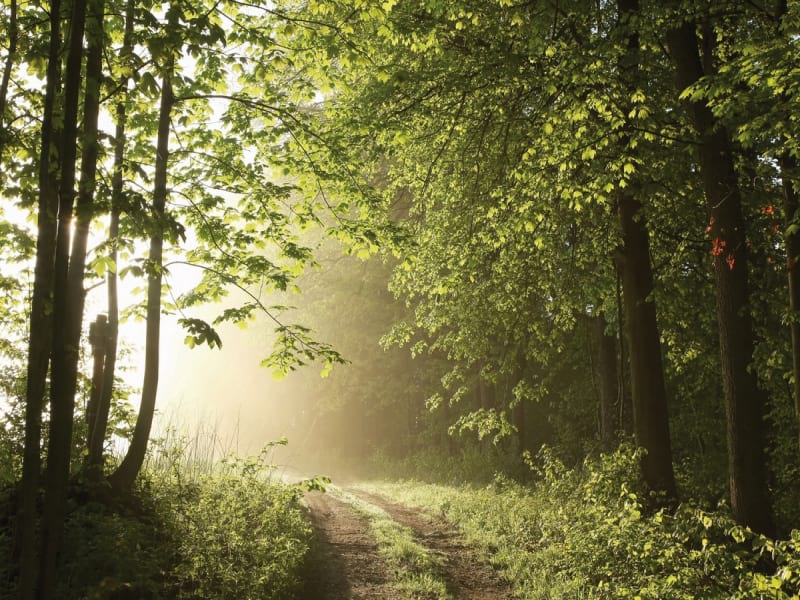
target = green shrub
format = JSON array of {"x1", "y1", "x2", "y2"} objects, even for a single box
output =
[
  {"x1": 362, "y1": 445, "x2": 800, "y2": 599},
  {"x1": 167, "y1": 451, "x2": 312, "y2": 599},
  {"x1": 0, "y1": 441, "x2": 313, "y2": 599},
  {"x1": 55, "y1": 493, "x2": 173, "y2": 599}
]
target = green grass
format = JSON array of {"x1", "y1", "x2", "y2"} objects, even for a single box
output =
[
  {"x1": 162, "y1": 457, "x2": 312, "y2": 599},
  {"x1": 329, "y1": 485, "x2": 451, "y2": 599},
  {"x1": 1, "y1": 434, "x2": 313, "y2": 599},
  {"x1": 357, "y1": 446, "x2": 800, "y2": 600}
]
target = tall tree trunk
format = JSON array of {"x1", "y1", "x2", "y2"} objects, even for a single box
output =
[
  {"x1": 16, "y1": 0, "x2": 62, "y2": 596},
  {"x1": 667, "y1": 19, "x2": 774, "y2": 535},
  {"x1": 0, "y1": 0, "x2": 17, "y2": 162},
  {"x1": 616, "y1": 0, "x2": 676, "y2": 498},
  {"x1": 617, "y1": 193, "x2": 676, "y2": 496},
  {"x1": 109, "y1": 29, "x2": 175, "y2": 490},
  {"x1": 38, "y1": 0, "x2": 89, "y2": 592},
  {"x1": 66, "y1": 0, "x2": 106, "y2": 442},
  {"x1": 615, "y1": 264, "x2": 633, "y2": 435},
  {"x1": 88, "y1": 0, "x2": 134, "y2": 470},
  {"x1": 85, "y1": 314, "x2": 108, "y2": 448},
  {"x1": 593, "y1": 313, "x2": 619, "y2": 449},
  {"x1": 781, "y1": 154, "x2": 800, "y2": 442},
  {"x1": 774, "y1": 0, "x2": 800, "y2": 445}
]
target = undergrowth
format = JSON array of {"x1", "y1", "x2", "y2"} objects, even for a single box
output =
[
  {"x1": 1, "y1": 436, "x2": 312, "y2": 599},
  {"x1": 360, "y1": 445, "x2": 800, "y2": 599},
  {"x1": 151, "y1": 444, "x2": 312, "y2": 599}
]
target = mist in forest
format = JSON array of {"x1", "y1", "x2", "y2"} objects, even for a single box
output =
[{"x1": 142, "y1": 245, "x2": 423, "y2": 478}]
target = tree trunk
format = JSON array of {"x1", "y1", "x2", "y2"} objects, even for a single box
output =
[
  {"x1": 88, "y1": 0, "x2": 134, "y2": 470},
  {"x1": 16, "y1": 0, "x2": 62, "y2": 596},
  {"x1": 615, "y1": 264, "x2": 633, "y2": 435},
  {"x1": 0, "y1": 0, "x2": 17, "y2": 162},
  {"x1": 617, "y1": 193, "x2": 677, "y2": 497},
  {"x1": 109, "y1": 30, "x2": 175, "y2": 490},
  {"x1": 781, "y1": 154, "x2": 800, "y2": 442},
  {"x1": 513, "y1": 397, "x2": 526, "y2": 454},
  {"x1": 775, "y1": 0, "x2": 800, "y2": 445},
  {"x1": 64, "y1": 0, "x2": 106, "y2": 458},
  {"x1": 38, "y1": 0, "x2": 89, "y2": 592},
  {"x1": 616, "y1": 0, "x2": 676, "y2": 498},
  {"x1": 593, "y1": 313, "x2": 618, "y2": 449},
  {"x1": 667, "y1": 19, "x2": 774, "y2": 535}
]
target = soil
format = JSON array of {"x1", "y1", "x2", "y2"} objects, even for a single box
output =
[
  {"x1": 349, "y1": 489, "x2": 513, "y2": 600},
  {"x1": 301, "y1": 491, "x2": 401, "y2": 600},
  {"x1": 301, "y1": 486, "x2": 513, "y2": 600}
]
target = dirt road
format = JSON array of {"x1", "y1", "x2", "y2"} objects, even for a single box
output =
[
  {"x1": 301, "y1": 491, "x2": 401, "y2": 600},
  {"x1": 301, "y1": 486, "x2": 512, "y2": 599}
]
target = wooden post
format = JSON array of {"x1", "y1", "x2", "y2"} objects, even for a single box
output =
[{"x1": 86, "y1": 314, "x2": 107, "y2": 460}]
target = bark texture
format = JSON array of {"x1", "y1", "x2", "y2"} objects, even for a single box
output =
[
  {"x1": 616, "y1": 0, "x2": 676, "y2": 497},
  {"x1": 594, "y1": 313, "x2": 619, "y2": 448},
  {"x1": 667, "y1": 19, "x2": 773, "y2": 535},
  {"x1": 617, "y1": 193, "x2": 676, "y2": 496},
  {"x1": 39, "y1": 0, "x2": 89, "y2": 593},
  {"x1": 17, "y1": 0, "x2": 62, "y2": 596}
]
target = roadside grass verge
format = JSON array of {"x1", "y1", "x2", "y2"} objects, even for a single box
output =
[
  {"x1": 328, "y1": 485, "x2": 450, "y2": 599},
  {"x1": 153, "y1": 446, "x2": 312, "y2": 599},
  {"x1": 357, "y1": 446, "x2": 800, "y2": 599}
]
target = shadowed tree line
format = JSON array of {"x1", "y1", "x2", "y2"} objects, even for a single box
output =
[{"x1": 271, "y1": 0, "x2": 800, "y2": 538}]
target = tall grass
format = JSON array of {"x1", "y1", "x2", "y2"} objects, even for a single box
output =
[{"x1": 45, "y1": 421, "x2": 312, "y2": 599}]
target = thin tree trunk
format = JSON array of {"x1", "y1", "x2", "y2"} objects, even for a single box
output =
[
  {"x1": 618, "y1": 193, "x2": 676, "y2": 496},
  {"x1": 16, "y1": 0, "x2": 62, "y2": 596},
  {"x1": 616, "y1": 0, "x2": 676, "y2": 498},
  {"x1": 774, "y1": 0, "x2": 800, "y2": 445},
  {"x1": 781, "y1": 154, "x2": 800, "y2": 442},
  {"x1": 513, "y1": 398, "x2": 526, "y2": 453},
  {"x1": 85, "y1": 315, "x2": 108, "y2": 452},
  {"x1": 667, "y1": 19, "x2": 774, "y2": 535},
  {"x1": 63, "y1": 0, "x2": 105, "y2": 425},
  {"x1": 88, "y1": 0, "x2": 134, "y2": 470},
  {"x1": 109, "y1": 30, "x2": 175, "y2": 490},
  {"x1": 615, "y1": 264, "x2": 633, "y2": 434},
  {"x1": 38, "y1": 0, "x2": 89, "y2": 592},
  {"x1": 593, "y1": 313, "x2": 618, "y2": 449},
  {"x1": 514, "y1": 350, "x2": 529, "y2": 455},
  {"x1": 0, "y1": 0, "x2": 18, "y2": 162}
]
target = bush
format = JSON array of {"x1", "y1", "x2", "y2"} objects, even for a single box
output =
[
  {"x1": 364, "y1": 445, "x2": 800, "y2": 599},
  {"x1": 0, "y1": 441, "x2": 312, "y2": 599},
  {"x1": 167, "y1": 451, "x2": 312, "y2": 599}
]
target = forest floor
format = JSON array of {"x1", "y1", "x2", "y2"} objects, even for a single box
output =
[{"x1": 300, "y1": 485, "x2": 512, "y2": 600}]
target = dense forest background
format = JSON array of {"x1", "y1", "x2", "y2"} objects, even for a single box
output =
[{"x1": 3, "y1": 0, "x2": 800, "y2": 597}]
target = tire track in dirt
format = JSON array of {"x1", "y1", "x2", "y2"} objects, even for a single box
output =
[
  {"x1": 301, "y1": 490, "x2": 401, "y2": 600},
  {"x1": 347, "y1": 488, "x2": 513, "y2": 600}
]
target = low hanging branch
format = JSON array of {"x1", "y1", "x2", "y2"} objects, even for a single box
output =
[{"x1": 165, "y1": 259, "x2": 348, "y2": 378}]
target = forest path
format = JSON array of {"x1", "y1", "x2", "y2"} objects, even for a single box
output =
[
  {"x1": 348, "y1": 488, "x2": 512, "y2": 600},
  {"x1": 301, "y1": 490, "x2": 401, "y2": 600},
  {"x1": 301, "y1": 484, "x2": 512, "y2": 599}
]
